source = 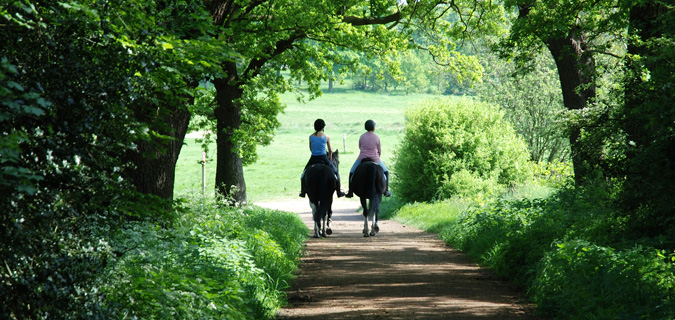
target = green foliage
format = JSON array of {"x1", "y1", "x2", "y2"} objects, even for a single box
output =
[
  {"x1": 0, "y1": 2, "x2": 153, "y2": 318},
  {"x1": 476, "y1": 51, "x2": 570, "y2": 162},
  {"x1": 530, "y1": 160, "x2": 574, "y2": 189},
  {"x1": 102, "y1": 200, "x2": 308, "y2": 319},
  {"x1": 392, "y1": 98, "x2": 532, "y2": 202},
  {"x1": 499, "y1": 0, "x2": 627, "y2": 71},
  {"x1": 617, "y1": 2, "x2": 675, "y2": 238},
  {"x1": 532, "y1": 240, "x2": 675, "y2": 319},
  {"x1": 0, "y1": 1, "x2": 229, "y2": 318}
]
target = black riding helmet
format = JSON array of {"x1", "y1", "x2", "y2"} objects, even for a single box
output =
[
  {"x1": 314, "y1": 119, "x2": 326, "y2": 132},
  {"x1": 365, "y1": 119, "x2": 376, "y2": 131}
]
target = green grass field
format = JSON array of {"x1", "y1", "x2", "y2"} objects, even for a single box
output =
[{"x1": 174, "y1": 83, "x2": 442, "y2": 202}]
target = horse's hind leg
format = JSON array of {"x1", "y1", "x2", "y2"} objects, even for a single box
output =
[
  {"x1": 310, "y1": 202, "x2": 321, "y2": 238},
  {"x1": 370, "y1": 217, "x2": 378, "y2": 236},
  {"x1": 361, "y1": 199, "x2": 370, "y2": 237},
  {"x1": 369, "y1": 211, "x2": 377, "y2": 237},
  {"x1": 320, "y1": 212, "x2": 328, "y2": 237},
  {"x1": 363, "y1": 214, "x2": 370, "y2": 237},
  {"x1": 326, "y1": 217, "x2": 332, "y2": 235},
  {"x1": 371, "y1": 196, "x2": 382, "y2": 235},
  {"x1": 372, "y1": 209, "x2": 380, "y2": 234},
  {"x1": 326, "y1": 201, "x2": 333, "y2": 235}
]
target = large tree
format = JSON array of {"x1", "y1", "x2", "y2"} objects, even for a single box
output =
[
  {"x1": 111, "y1": 0, "x2": 230, "y2": 201},
  {"x1": 0, "y1": 0, "x2": 228, "y2": 316},
  {"x1": 500, "y1": 0, "x2": 625, "y2": 183},
  {"x1": 500, "y1": 0, "x2": 674, "y2": 236},
  {"x1": 202, "y1": 0, "x2": 502, "y2": 204}
]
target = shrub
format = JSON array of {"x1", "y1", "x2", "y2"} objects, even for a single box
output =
[
  {"x1": 532, "y1": 240, "x2": 675, "y2": 319},
  {"x1": 392, "y1": 98, "x2": 532, "y2": 202}
]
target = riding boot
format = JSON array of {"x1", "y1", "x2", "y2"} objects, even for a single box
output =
[
  {"x1": 299, "y1": 178, "x2": 306, "y2": 198},
  {"x1": 336, "y1": 175, "x2": 345, "y2": 198},
  {"x1": 345, "y1": 173, "x2": 354, "y2": 198},
  {"x1": 384, "y1": 171, "x2": 392, "y2": 197}
]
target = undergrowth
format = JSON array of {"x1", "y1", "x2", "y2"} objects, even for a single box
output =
[{"x1": 101, "y1": 199, "x2": 308, "y2": 319}]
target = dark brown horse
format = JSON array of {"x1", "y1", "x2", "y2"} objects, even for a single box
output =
[
  {"x1": 303, "y1": 150, "x2": 340, "y2": 238},
  {"x1": 349, "y1": 158, "x2": 386, "y2": 237}
]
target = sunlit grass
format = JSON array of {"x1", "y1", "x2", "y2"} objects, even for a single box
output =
[{"x1": 391, "y1": 198, "x2": 472, "y2": 234}]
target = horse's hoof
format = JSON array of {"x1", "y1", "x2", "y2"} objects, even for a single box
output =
[
  {"x1": 374, "y1": 225, "x2": 380, "y2": 233},
  {"x1": 326, "y1": 228, "x2": 332, "y2": 235},
  {"x1": 370, "y1": 231, "x2": 376, "y2": 236},
  {"x1": 313, "y1": 234, "x2": 320, "y2": 238},
  {"x1": 321, "y1": 232, "x2": 327, "y2": 238},
  {"x1": 363, "y1": 233, "x2": 370, "y2": 237}
]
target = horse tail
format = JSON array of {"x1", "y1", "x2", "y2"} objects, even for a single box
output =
[
  {"x1": 376, "y1": 167, "x2": 386, "y2": 196},
  {"x1": 367, "y1": 164, "x2": 379, "y2": 199}
]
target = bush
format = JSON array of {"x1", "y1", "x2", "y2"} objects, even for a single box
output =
[
  {"x1": 392, "y1": 98, "x2": 532, "y2": 202},
  {"x1": 532, "y1": 240, "x2": 675, "y2": 319}
]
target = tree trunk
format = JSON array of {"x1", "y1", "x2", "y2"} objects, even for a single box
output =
[
  {"x1": 213, "y1": 73, "x2": 247, "y2": 204},
  {"x1": 545, "y1": 26, "x2": 598, "y2": 184},
  {"x1": 126, "y1": 106, "x2": 191, "y2": 201}
]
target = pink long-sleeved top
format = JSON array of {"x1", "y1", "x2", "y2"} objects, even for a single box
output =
[{"x1": 357, "y1": 131, "x2": 381, "y2": 163}]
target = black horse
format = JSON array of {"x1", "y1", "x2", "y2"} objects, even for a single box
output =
[
  {"x1": 303, "y1": 150, "x2": 340, "y2": 238},
  {"x1": 350, "y1": 158, "x2": 386, "y2": 237}
]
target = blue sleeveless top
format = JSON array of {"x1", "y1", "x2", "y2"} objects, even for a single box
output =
[{"x1": 310, "y1": 135, "x2": 327, "y2": 156}]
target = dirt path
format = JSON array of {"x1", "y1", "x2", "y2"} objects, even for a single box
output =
[{"x1": 255, "y1": 199, "x2": 542, "y2": 320}]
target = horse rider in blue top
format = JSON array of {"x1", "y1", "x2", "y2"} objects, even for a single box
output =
[{"x1": 299, "y1": 119, "x2": 345, "y2": 198}]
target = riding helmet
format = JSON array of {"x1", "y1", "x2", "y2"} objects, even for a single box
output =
[
  {"x1": 365, "y1": 119, "x2": 376, "y2": 131},
  {"x1": 314, "y1": 119, "x2": 326, "y2": 132}
]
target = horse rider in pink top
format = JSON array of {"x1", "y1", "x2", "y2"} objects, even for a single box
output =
[{"x1": 345, "y1": 119, "x2": 392, "y2": 198}]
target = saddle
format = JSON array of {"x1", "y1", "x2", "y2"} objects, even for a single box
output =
[
  {"x1": 305, "y1": 161, "x2": 338, "y2": 180},
  {"x1": 307, "y1": 157, "x2": 327, "y2": 167}
]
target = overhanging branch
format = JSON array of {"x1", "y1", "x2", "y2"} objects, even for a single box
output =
[{"x1": 342, "y1": 12, "x2": 402, "y2": 26}]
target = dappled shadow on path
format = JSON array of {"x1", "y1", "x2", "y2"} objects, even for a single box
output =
[{"x1": 256, "y1": 199, "x2": 542, "y2": 320}]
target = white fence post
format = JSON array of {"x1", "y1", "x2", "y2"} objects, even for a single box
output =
[{"x1": 202, "y1": 151, "x2": 206, "y2": 196}]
